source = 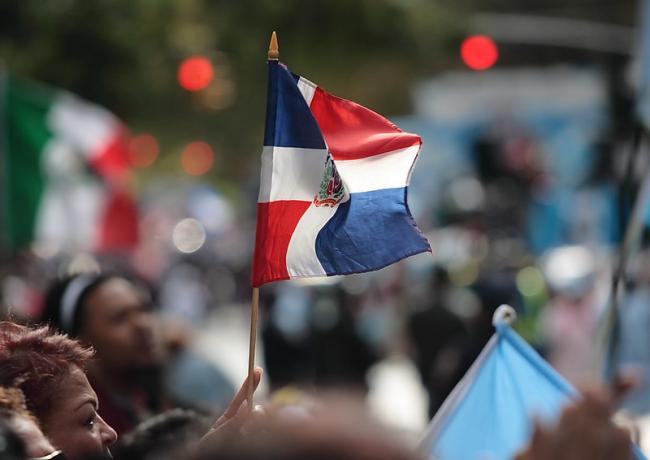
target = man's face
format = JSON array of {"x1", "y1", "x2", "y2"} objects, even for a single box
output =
[{"x1": 81, "y1": 278, "x2": 163, "y2": 372}]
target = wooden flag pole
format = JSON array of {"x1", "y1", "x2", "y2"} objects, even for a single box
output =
[
  {"x1": 246, "y1": 31, "x2": 279, "y2": 408},
  {"x1": 246, "y1": 286, "x2": 260, "y2": 407}
]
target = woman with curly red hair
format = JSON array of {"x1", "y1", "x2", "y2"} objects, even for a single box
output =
[{"x1": 0, "y1": 321, "x2": 117, "y2": 459}]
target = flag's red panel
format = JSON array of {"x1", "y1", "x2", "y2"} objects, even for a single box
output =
[
  {"x1": 309, "y1": 88, "x2": 421, "y2": 161},
  {"x1": 98, "y1": 188, "x2": 139, "y2": 250},
  {"x1": 253, "y1": 200, "x2": 312, "y2": 287}
]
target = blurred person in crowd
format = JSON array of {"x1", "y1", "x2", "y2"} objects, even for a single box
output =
[
  {"x1": 473, "y1": 127, "x2": 545, "y2": 243},
  {"x1": 407, "y1": 266, "x2": 469, "y2": 418},
  {"x1": 191, "y1": 383, "x2": 637, "y2": 460},
  {"x1": 0, "y1": 317, "x2": 637, "y2": 460},
  {"x1": 41, "y1": 273, "x2": 167, "y2": 435},
  {"x1": 0, "y1": 386, "x2": 59, "y2": 459},
  {"x1": 40, "y1": 272, "x2": 235, "y2": 435},
  {"x1": 311, "y1": 285, "x2": 379, "y2": 393},
  {"x1": 540, "y1": 246, "x2": 606, "y2": 384},
  {"x1": 571, "y1": 141, "x2": 620, "y2": 247},
  {"x1": 0, "y1": 321, "x2": 117, "y2": 459},
  {"x1": 0, "y1": 417, "x2": 27, "y2": 460},
  {"x1": 612, "y1": 250, "x2": 650, "y2": 415},
  {"x1": 261, "y1": 285, "x2": 313, "y2": 391},
  {"x1": 112, "y1": 408, "x2": 209, "y2": 460},
  {"x1": 463, "y1": 266, "x2": 519, "y2": 366},
  {"x1": 193, "y1": 394, "x2": 421, "y2": 460},
  {"x1": 0, "y1": 320, "x2": 264, "y2": 460},
  {"x1": 262, "y1": 282, "x2": 379, "y2": 394}
]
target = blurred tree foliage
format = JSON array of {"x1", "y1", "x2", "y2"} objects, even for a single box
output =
[
  {"x1": 0, "y1": 0, "x2": 636, "y2": 189},
  {"x1": 0, "y1": 0, "x2": 465, "y2": 187}
]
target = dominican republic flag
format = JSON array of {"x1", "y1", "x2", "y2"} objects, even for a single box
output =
[
  {"x1": 0, "y1": 75, "x2": 138, "y2": 252},
  {"x1": 421, "y1": 305, "x2": 647, "y2": 460},
  {"x1": 252, "y1": 60, "x2": 430, "y2": 287}
]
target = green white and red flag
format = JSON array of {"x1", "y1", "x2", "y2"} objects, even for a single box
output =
[{"x1": 0, "y1": 75, "x2": 138, "y2": 252}]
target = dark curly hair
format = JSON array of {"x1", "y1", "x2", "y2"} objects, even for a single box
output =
[{"x1": 0, "y1": 321, "x2": 94, "y2": 420}]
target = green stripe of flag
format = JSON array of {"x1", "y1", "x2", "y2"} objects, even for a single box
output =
[{"x1": 4, "y1": 77, "x2": 55, "y2": 250}]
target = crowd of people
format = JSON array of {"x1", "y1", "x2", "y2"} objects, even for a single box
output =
[{"x1": 0, "y1": 268, "x2": 641, "y2": 460}]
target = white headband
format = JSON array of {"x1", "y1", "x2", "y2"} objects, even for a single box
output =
[{"x1": 59, "y1": 274, "x2": 97, "y2": 333}]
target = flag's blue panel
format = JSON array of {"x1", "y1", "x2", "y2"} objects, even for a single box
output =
[
  {"x1": 263, "y1": 61, "x2": 326, "y2": 149},
  {"x1": 315, "y1": 187, "x2": 430, "y2": 276}
]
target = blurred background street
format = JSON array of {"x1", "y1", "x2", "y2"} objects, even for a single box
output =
[{"x1": 3, "y1": 0, "x2": 650, "y2": 453}]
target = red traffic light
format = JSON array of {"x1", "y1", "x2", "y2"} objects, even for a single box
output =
[
  {"x1": 461, "y1": 35, "x2": 498, "y2": 71},
  {"x1": 178, "y1": 56, "x2": 214, "y2": 91}
]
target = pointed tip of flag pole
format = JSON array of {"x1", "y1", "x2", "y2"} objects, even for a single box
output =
[{"x1": 268, "y1": 31, "x2": 279, "y2": 60}]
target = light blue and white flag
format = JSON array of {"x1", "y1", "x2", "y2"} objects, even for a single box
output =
[{"x1": 420, "y1": 305, "x2": 646, "y2": 460}]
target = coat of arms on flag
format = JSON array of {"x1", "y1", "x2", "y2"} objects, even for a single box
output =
[
  {"x1": 252, "y1": 59, "x2": 431, "y2": 287},
  {"x1": 313, "y1": 156, "x2": 346, "y2": 208}
]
